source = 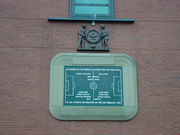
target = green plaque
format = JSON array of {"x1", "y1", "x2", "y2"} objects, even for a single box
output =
[
  {"x1": 49, "y1": 53, "x2": 138, "y2": 120},
  {"x1": 64, "y1": 66, "x2": 123, "y2": 106}
]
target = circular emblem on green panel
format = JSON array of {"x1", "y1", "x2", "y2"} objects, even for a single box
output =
[
  {"x1": 86, "y1": 29, "x2": 100, "y2": 44},
  {"x1": 90, "y1": 82, "x2": 98, "y2": 90}
]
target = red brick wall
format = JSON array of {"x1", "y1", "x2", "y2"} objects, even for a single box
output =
[{"x1": 0, "y1": 0, "x2": 179, "y2": 135}]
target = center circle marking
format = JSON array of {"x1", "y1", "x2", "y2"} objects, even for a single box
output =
[{"x1": 90, "y1": 82, "x2": 98, "y2": 90}]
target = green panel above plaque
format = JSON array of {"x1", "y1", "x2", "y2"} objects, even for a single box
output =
[{"x1": 49, "y1": 53, "x2": 138, "y2": 120}]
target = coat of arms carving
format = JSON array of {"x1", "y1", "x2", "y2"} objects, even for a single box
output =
[{"x1": 77, "y1": 24, "x2": 110, "y2": 51}]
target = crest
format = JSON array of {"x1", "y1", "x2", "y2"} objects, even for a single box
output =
[{"x1": 77, "y1": 24, "x2": 110, "y2": 51}]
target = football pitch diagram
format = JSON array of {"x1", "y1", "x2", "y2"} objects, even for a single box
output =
[{"x1": 64, "y1": 66, "x2": 123, "y2": 106}]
